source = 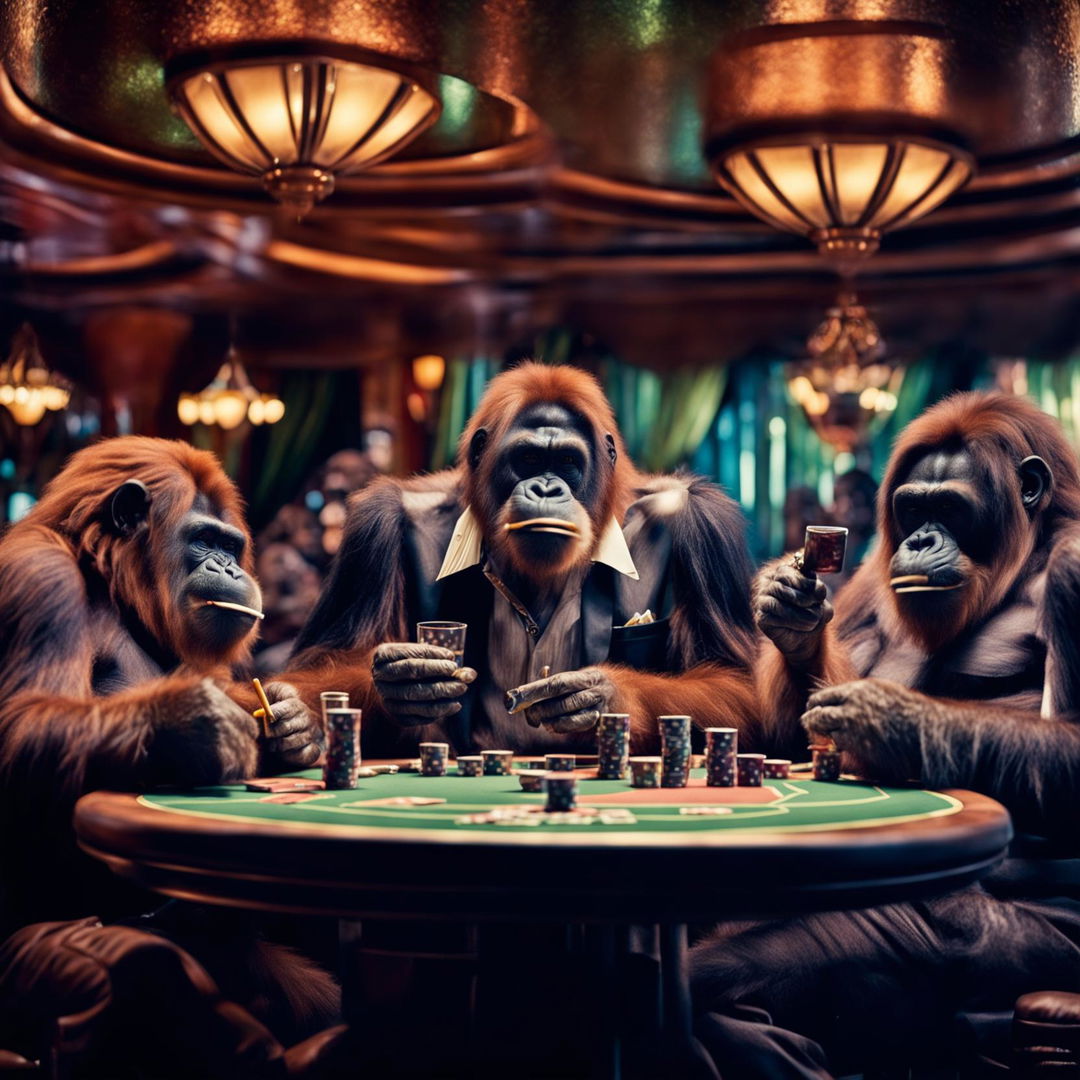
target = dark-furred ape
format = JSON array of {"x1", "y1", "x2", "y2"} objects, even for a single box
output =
[
  {"x1": 755, "y1": 391, "x2": 1080, "y2": 840},
  {"x1": 0, "y1": 437, "x2": 331, "y2": 1052},
  {"x1": 691, "y1": 394, "x2": 1080, "y2": 1080},
  {"x1": 289, "y1": 363, "x2": 759, "y2": 755}
]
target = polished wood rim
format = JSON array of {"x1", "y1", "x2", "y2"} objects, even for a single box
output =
[{"x1": 74, "y1": 787, "x2": 1012, "y2": 921}]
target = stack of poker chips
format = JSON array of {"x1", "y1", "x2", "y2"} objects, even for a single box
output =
[
  {"x1": 658, "y1": 715, "x2": 692, "y2": 788},
  {"x1": 812, "y1": 747, "x2": 842, "y2": 781},
  {"x1": 704, "y1": 727, "x2": 738, "y2": 787},
  {"x1": 482, "y1": 749, "x2": 514, "y2": 776},
  {"x1": 323, "y1": 708, "x2": 362, "y2": 790},
  {"x1": 629, "y1": 756, "x2": 661, "y2": 788},
  {"x1": 544, "y1": 753, "x2": 575, "y2": 772},
  {"x1": 736, "y1": 753, "x2": 766, "y2": 787},
  {"x1": 456, "y1": 755, "x2": 483, "y2": 776},
  {"x1": 419, "y1": 742, "x2": 449, "y2": 777},
  {"x1": 544, "y1": 772, "x2": 577, "y2": 811},
  {"x1": 597, "y1": 713, "x2": 631, "y2": 779},
  {"x1": 763, "y1": 758, "x2": 792, "y2": 779}
]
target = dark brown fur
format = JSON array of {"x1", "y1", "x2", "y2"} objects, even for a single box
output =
[{"x1": 290, "y1": 363, "x2": 759, "y2": 753}]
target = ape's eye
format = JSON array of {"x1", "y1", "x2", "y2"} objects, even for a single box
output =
[{"x1": 521, "y1": 450, "x2": 542, "y2": 469}]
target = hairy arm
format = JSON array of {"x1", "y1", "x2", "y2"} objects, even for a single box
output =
[{"x1": 0, "y1": 527, "x2": 259, "y2": 817}]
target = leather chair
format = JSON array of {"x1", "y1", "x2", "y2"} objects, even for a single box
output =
[{"x1": 1013, "y1": 991, "x2": 1080, "y2": 1075}]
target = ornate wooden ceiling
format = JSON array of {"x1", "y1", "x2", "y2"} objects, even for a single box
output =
[{"x1": 1, "y1": 0, "x2": 1079, "y2": 366}]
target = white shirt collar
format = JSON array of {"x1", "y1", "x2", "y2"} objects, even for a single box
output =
[{"x1": 436, "y1": 506, "x2": 639, "y2": 581}]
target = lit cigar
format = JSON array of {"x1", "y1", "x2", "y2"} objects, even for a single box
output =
[
  {"x1": 205, "y1": 600, "x2": 265, "y2": 619},
  {"x1": 251, "y1": 677, "x2": 273, "y2": 738},
  {"x1": 506, "y1": 665, "x2": 553, "y2": 714}
]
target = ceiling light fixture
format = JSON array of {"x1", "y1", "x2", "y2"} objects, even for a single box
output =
[
  {"x1": 0, "y1": 323, "x2": 71, "y2": 427},
  {"x1": 167, "y1": 44, "x2": 441, "y2": 216},
  {"x1": 709, "y1": 134, "x2": 973, "y2": 263},
  {"x1": 177, "y1": 347, "x2": 284, "y2": 430}
]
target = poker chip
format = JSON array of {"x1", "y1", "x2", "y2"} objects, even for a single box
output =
[
  {"x1": 544, "y1": 753, "x2": 576, "y2": 772},
  {"x1": 812, "y1": 747, "x2": 843, "y2": 782},
  {"x1": 763, "y1": 758, "x2": 792, "y2": 779},
  {"x1": 323, "y1": 708, "x2": 361, "y2": 790},
  {"x1": 418, "y1": 741, "x2": 449, "y2": 777},
  {"x1": 482, "y1": 749, "x2": 514, "y2": 776},
  {"x1": 736, "y1": 753, "x2": 766, "y2": 787},
  {"x1": 629, "y1": 755, "x2": 661, "y2": 788},
  {"x1": 658, "y1": 715, "x2": 692, "y2": 788},
  {"x1": 704, "y1": 727, "x2": 738, "y2": 788},
  {"x1": 544, "y1": 771, "x2": 578, "y2": 812},
  {"x1": 456, "y1": 755, "x2": 484, "y2": 777},
  {"x1": 679, "y1": 806, "x2": 733, "y2": 815},
  {"x1": 596, "y1": 713, "x2": 631, "y2": 779}
]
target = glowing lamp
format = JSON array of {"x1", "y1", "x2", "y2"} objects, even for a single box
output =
[{"x1": 167, "y1": 46, "x2": 440, "y2": 216}]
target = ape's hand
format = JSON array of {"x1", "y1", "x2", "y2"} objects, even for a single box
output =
[
  {"x1": 754, "y1": 561, "x2": 833, "y2": 666},
  {"x1": 150, "y1": 678, "x2": 261, "y2": 784},
  {"x1": 802, "y1": 678, "x2": 926, "y2": 783},
  {"x1": 372, "y1": 643, "x2": 477, "y2": 728},
  {"x1": 511, "y1": 668, "x2": 616, "y2": 734},
  {"x1": 257, "y1": 681, "x2": 321, "y2": 772}
]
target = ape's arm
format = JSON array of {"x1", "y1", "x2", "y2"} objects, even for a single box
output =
[
  {"x1": 285, "y1": 480, "x2": 455, "y2": 753},
  {"x1": 750, "y1": 557, "x2": 864, "y2": 758},
  {"x1": 0, "y1": 526, "x2": 259, "y2": 817}
]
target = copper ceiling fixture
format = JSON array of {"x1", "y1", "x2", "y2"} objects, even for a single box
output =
[
  {"x1": 166, "y1": 43, "x2": 441, "y2": 217},
  {"x1": 704, "y1": 19, "x2": 975, "y2": 447}
]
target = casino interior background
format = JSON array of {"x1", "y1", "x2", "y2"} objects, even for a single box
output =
[{"x1": 1, "y1": 0, "x2": 1079, "y2": 626}]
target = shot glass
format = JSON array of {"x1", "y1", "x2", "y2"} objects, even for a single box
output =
[{"x1": 417, "y1": 621, "x2": 467, "y2": 665}]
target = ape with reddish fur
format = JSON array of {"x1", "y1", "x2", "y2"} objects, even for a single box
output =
[
  {"x1": 290, "y1": 363, "x2": 759, "y2": 753},
  {"x1": 0, "y1": 437, "x2": 332, "y2": 1067},
  {"x1": 692, "y1": 393, "x2": 1080, "y2": 1079}
]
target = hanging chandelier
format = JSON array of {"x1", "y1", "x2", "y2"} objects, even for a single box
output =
[
  {"x1": 167, "y1": 44, "x2": 441, "y2": 216},
  {"x1": 704, "y1": 21, "x2": 975, "y2": 265},
  {"x1": 787, "y1": 292, "x2": 901, "y2": 451},
  {"x1": 709, "y1": 135, "x2": 973, "y2": 262},
  {"x1": 177, "y1": 349, "x2": 284, "y2": 430},
  {"x1": 0, "y1": 323, "x2": 71, "y2": 427}
]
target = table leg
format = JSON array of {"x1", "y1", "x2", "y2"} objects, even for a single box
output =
[{"x1": 660, "y1": 923, "x2": 691, "y2": 1046}]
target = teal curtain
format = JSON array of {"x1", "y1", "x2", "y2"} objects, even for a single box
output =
[{"x1": 431, "y1": 356, "x2": 501, "y2": 469}]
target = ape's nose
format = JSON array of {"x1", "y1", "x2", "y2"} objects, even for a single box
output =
[
  {"x1": 524, "y1": 476, "x2": 569, "y2": 502},
  {"x1": 906, "y1": 530, "x2": 941, "y2": 553}
]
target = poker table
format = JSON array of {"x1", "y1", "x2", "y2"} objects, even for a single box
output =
[{"x1": 74, "y1": 764, "x2": 1012, "y2": 1078}]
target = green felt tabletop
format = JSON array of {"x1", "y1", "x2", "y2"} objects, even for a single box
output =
[{"x1": 140, "y1": 769, "x2": 963, "y2": 836}]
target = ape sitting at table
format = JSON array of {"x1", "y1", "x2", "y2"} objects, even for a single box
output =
[
  {"x1": 289, "y1": 362, "x2": 759, "y2": 754},
  {"x1": 0, "y1": 438, "x2": 331, "y2": 1070},
  {"x1": 692, "y1": 392, "x2": 1080, "y2": 1078}
]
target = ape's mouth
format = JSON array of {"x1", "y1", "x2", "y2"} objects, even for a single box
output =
[
  {"x1": 202, "y1": 599, "x2": 265, "y2": 620},
  {"x1": 889, "y1": 574, "x2": 964, "y2": 594},
  {"x1": 503, "y1": 517, "x2": 582, "y2": 540}
]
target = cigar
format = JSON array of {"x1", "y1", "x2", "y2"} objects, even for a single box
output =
[
  {"x1": 252, "y1": 677, "x2": 273, "y2": 738},
  {"x1": 506, "y1": 666, "x2": 553, "y2": 714},
  {"x1": 206, "y1": 600, "x2": 265, "y2": 620},
  {"x1": 503, "y1": 518, "x2": 582, "y2": 538}
]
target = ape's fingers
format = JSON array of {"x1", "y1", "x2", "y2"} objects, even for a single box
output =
[
  {"x1": 263, "y1": 709, "x2": 310, "y2": 737},
  {"x1": 757, "y1": 596, "x2": 822, "y2": 629},
  {"x1": 806, "y1": 683, "x2": 856, "y2": 709},
  {"x1": 278, "y1": 744, "x2": 321, "y2": 769},
  {"x1": 764, "y1": 581, "x2": 826, "y2": 610},
  {"x1": 375, "y1": 658, "x2": 460, "y2": 682},
  {"x1": 378, "y1": 679, "x2": 471, "y2": 702},
  {"x1": 771, "y1": 563, "x2": 828, "y2": 598},
  {"x1": 388, "y1": 700, "x2": 463, "y2": 720},
  {"x1": 523, "y1": 688, "x2": 605, "y2": 725},
  {"x1": 263, "y1": 730, "x2": 316, "y2": 754},
  {"x1": 373, "y1": 643, "x2": 456, "y2": 665},
  {"x1": 801, "y1": 705, "x2": 845, "y2": 738},
  {"x1": 262, "y1": 680, "x2": 301, "y2": 703},
  {"x1": 507, "y1": 668, "x2": 604, "y2": 713},
  {"x1": 546, "y1": 709, "x2": 601, "y2": 734}
]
